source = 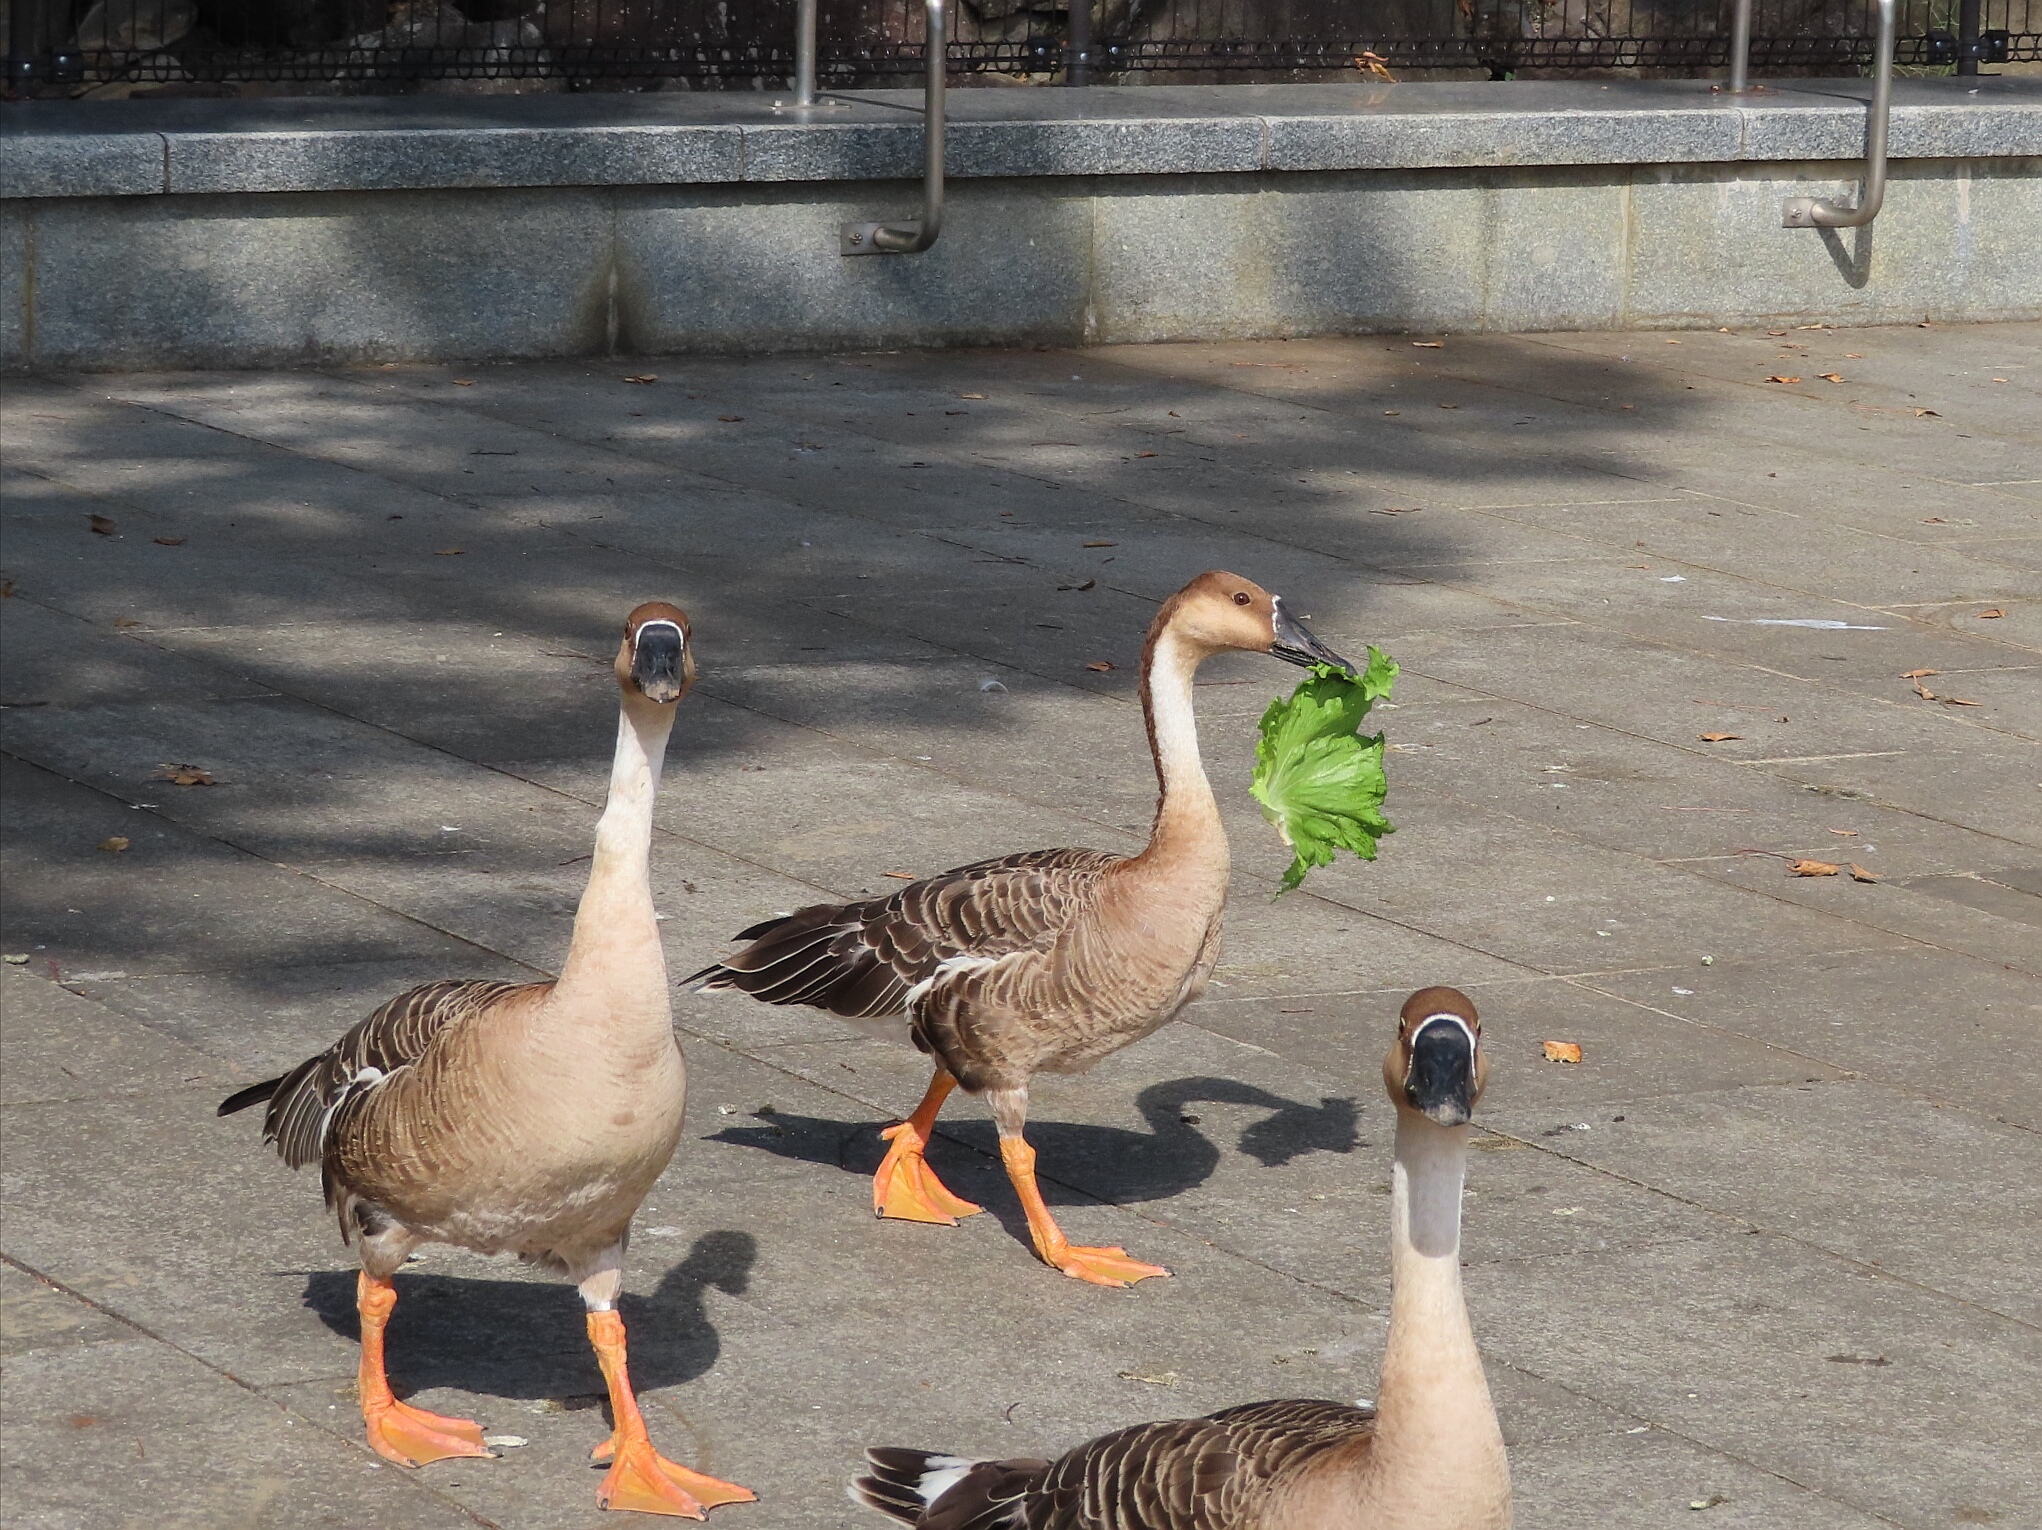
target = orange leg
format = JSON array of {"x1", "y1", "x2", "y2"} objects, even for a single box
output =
[
  {"x1": 586, "y1": 1309, "x2": 755, "y2": 1519},
  {"x1": 998, "y1": 1137, "x2": 1169, "y2": 1288},
  {"x1": 355, "y1": 1272, "x2": 492, "y2": 1468},
  {"x1": 873, "y1": 1070, "x2": 982, "y2": 1225}
]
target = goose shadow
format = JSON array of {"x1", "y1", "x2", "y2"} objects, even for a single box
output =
[
  {"x1": 711, "y1": 1076, "x2": 1361, "y2": 1212},
  {"x1": 300, "y1": 1229, "x2": 753, "y2": 1405}
]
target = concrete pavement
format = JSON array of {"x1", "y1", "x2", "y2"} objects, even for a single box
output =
[{"x1": 2, "y1": 324, "x2": 2037, "y2": 1529}]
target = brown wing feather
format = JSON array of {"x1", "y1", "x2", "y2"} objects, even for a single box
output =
[
  {"x1": 256, "y1": 979, "x2": 541, "y2": 1171},
  {"x1": 689, "y1": 849, "x2": 1121, "y2": 1021},
  {"x1": 951, "y1": 1397, "x2": 1380, "y2": 1527}
]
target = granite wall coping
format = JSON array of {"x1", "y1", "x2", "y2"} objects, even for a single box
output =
[{"x1": 4, "y1": 79, "x2": 2038, "y2": 200}]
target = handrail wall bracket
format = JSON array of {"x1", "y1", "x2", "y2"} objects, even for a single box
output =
[
  {"x1": 1782, "y1": 0, "x2": 1896, "y2": 228},
  {"x1": 841, "y1": 0, "x2": 946, "y2": 255}
]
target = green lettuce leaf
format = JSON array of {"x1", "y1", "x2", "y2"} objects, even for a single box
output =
[{"x1": 1250, "y1": 649, "x2": 1397, "y2": 893}]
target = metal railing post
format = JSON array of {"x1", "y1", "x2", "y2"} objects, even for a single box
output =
[
  {"x1": 1782, "y1": 0, "x2": 1894, "y2": 228},
  {"x1": 794, "y1": 0, "x2": 818, "y2": 105},
  {"x1": 840, "y1": 0, "x2": 946, "y2": 254},
  {"x1": 1727, "y1": 0, "x2": 1752, "y2": 92},
  {"x1": 1068, "y1": 0, "x2": 1090, "y2": 85},
  {"x1": 1956, "y1": 0, "x2": 1981, "y2": 74},
  {"x1": 6, "y1": 0, "x2": 49, "y2": 90}
]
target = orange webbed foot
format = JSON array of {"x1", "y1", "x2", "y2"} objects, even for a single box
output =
[
  {"x1": 873, "y1": 1121, "x2": 982, "y2": 1225},
  {"x1": 1044, "y1": 1243, "x2": 1171, "y2": 1289},
  {"x1": 595, "y1": 1433, "x2": 756, "y2": 1518},
  {"x1": 363, "y1": 1396, "x2": 493, "y2": 1468}
]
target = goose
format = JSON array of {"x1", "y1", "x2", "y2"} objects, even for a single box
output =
[
  {"x1": 687, "y1": 571, "x2": 1351, "y2": 1287},
  {"x1": 218, "y1": 602, "x2": 754, "y2": 1521},
  {"x1": 850, "y1": 986, "x2": 1510, "y2": 1530}
]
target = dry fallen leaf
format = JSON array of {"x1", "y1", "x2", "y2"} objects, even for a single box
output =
[
  {"x1": 1086, "y1": 660, "x2": 1117, "y2": 672},
  {"x1": 1412, "y1": 341, "x2": 1444, "y2": 348},
  {"x1": 1082, "y1": 540, "x2": 1117, "y2": 548},
  {"x1": 1354, "y1": 49, "x2": 1396, "y2": 81},
  {"x1": 1977, "y1": 608, "x2": 2005, "y2": 619},
  {"x1": 623, "y1": 374, "x2": 658, "y2": 384},
  {"x1": 453, "y1": 378, "x2": 476, "y2": 386},
  {"x1": 152, "y1": 763, "x2": 216, "y2": 787},
  {"x1": 434, "y1": 547, "x2": 465, "y2": 556},
  {"x1": 1699, "y1": 732, "x2": 1742, "y2": 743},
  {"x1": 1541, "y1": 1040, "x2": 1584, "y2": 1064},
  {"x1": 1900, "y1": 668, "x2": 1938, "y2": 679},
  {"x1": 1913, "y1": 682, "x2": 1937, "y2": 701},
  {"x1": 1848, "y1": 863, "x2": 1882, "y2": 883},
  {"x1": 1913, "y1": 408, "x2": 1940, "y2": 418},
  {"x1": 1134, "y1": 451, "x2": 1158, "y2": 459},
  {"x1": 1437, "y1": 402, "x2": 1461, "y2": 410},
  {"x1": 1059, "y1": 579, "x2": 1097, "y2": 593},
  {"x1": 716, "y1": 415, "x2": 744, "y2": 423},
  {"x1": 114, "y1": 617, "x2": 141, "y2": 629},
  {"x1": 1827, "y1": 828, "x2": 1859, "y2": 837},
  {"x1": 882, "y1": 871, "x2": 916, "y2": 881},
  {"x1": 1788, "y1": 859, "x2": 1840, "y2": 877},
  {"x1": 958, "y1": 392, "x2": 987, "y2": 400},
  {"x1": 1764, "y1": 376, "x2": 1802, "y2": 385},
  {"x1": 1942, "y1": 696, "x2": 1981, "y2": 706},
  {"x1": 1382, "y1": 410, "x2": 1401, "y2": 417},
  {"x1": 1818, "y1": 373, "x2": 1846, "y2": 383},
  {"x1": 153, "y1": 535, "x2": 186, "y2": 547},
  {"x1": 88, "y1": 514, "x2": 118, "y2": 536},
  {"x1": 98, "y1": 836, "x2": 130, "y2": 853}
]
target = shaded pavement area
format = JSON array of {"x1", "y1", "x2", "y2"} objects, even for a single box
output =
[{"x1": 2, "y1": 324, "x2": 2037, "y2": 1530}]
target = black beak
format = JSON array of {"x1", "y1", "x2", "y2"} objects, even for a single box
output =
[
  {"x1": 1405, "y1": 1017, "x2": 1476, "y2": 1126},
  {"x1": 631, "y1": 621, "x2": 686, "y2": 703},
  {"x1": 1271, "y1": 597, "x2": 1355, "y2": 675}
]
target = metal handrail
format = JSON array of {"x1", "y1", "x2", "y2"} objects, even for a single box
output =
[
  {"x1": 1782, "y1": 0, "x2": 1895, "y2": 228},
  {"x1": 794, "y1": 0, "x2": 817, "y2": 105},
  {"x1": 840, "y1": 0, "x2": 946, "y2": 255},
  {"x1": 1727, "y1": 0, "x2": 1752, "y2": 91}
]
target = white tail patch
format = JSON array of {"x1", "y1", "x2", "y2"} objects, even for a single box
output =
[{"x1": 915, "y1": 1456, "x2": 980, "y2": 1507}]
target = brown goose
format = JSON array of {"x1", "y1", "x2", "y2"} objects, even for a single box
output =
[
  {"x1": 850, "y1": 987, "x2": 1510, "y2": 1530},
  {"x1": 219, "y1": 603, "x2": 754, "y2": 1520},
  {"x1": 688, "y1": 571, "x2": 1351, "y2": 1287}
]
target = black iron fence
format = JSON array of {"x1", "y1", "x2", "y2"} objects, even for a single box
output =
[{"x1": 4, "y1": 0, "x2": 2035, "y2": 93}]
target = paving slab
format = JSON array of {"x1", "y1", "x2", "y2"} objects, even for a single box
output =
[{"x1": 4, "y1": 324, "x2": 2037, "y2": 1530}]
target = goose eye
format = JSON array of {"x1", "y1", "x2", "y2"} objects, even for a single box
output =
[{"x1": 1232, "y1": 592, "x2": 1251, "y2": 606}]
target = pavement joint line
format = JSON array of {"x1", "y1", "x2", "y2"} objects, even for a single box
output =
[{"x1": 0, "y1": 1250, "x2": 507, "y2": 1529}]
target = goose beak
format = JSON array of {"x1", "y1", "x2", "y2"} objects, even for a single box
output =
[
  {"x1": 630, "y1": 620, "x2": 687, "y2": 703},
  {"x1": 1271, "y1": 597, "x2": 1355, "y2": 675},
  {"x1": 1405, "y1": 1016, "x2": 1476, "y2": 1126}
]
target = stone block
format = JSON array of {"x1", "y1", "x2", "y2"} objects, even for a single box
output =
[
  {"x1": 166, "y1": 124, "x2": 745, "y2": 195},
  {"x1": 0, "y1": 131, "x2": 164, "y2": 199},
  {"x1": 1482, "y1": 171, "x2": 1628, "y2": 330},
  {"x1": 1269, "y1": 106, "x2": 1742, "y2": 172},
  {"x1": 14, "y1": 187, "x2": 614, "y2": 369},
  {"x1": 614, "y1": 178, "x2": 1092, "y2": 353}
]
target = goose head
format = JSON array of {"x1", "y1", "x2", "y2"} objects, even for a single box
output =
[
  {"x1": 1384, "y1": 986, "x2": 1487, "y2": 1127},
  {"x1": 614, "y1": 601, "x2": 695, "y2": 706},
  {"x1": 1162, "y1": 571, "x2": 1354, "y2": 675}
]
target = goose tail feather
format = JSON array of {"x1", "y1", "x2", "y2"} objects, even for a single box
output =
[
  {"x1": 217, "y1": 1076, "x2": 284, "y2": 1118},
  {"x1": 849, "y1": 1448, "x2": 1043, "y2": 1529}
]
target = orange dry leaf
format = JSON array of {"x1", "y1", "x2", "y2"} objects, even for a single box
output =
[
  {"x1": 1900, "y1": 668, "x2": 1938, "y2": 679},
  {"x1": 1978, "y1": 608, "x2": 2005, "y2": 619},
  {"x1": 716, "y1": 415, "x2": 744, "y2": 423},
  {"x1": 1827, "y1": 828, "x2": 1859, "y2": 837},
  {"x1": 1699, "y1": 732, "x2": 1742, "y2": 742},
  {"x1": 452, "y1": 378, "x2": 476, "y2": 386},
  {"x1": 88, "y1": 514, "x2": 118, "y2": 536},
  {"x1": 1913, "y1": 408, "x2": 1941, "y2": 418},
  {"x1": 1354, "y1": 50, "x2": 1396, "y2": 80},
  {"x1": 153, "y1": 535, "x2": 186, "y2": 547},
  {"x1": 1818, "y1": 373, "x2": 1846, "y2": 384},
  {"x1": 97, "y1": 836, "x2": 130, "y2": 853},
  {"x1": 1913, "y1": 682, "x2": 1937, "y2": 701},
  {"x1": 1134, "y1": 451, "x2": 1158, "y2": 459},
  {"x1": 152, "y1": 763, "x2": 215, "y2": 787},
  {"x1": 1789, "y1": 859, "x2": 1840, "y2": 877},
  {"x1": 1086, "y1": 660, "x2": 1117, "y2": 672},
  {"x1": 1082, "y1": 540, "x2": 1118, "y2": 548},
  {"x1": 882, "y1": 871, "x2": 916, "y2": 880},
  {"x1": 1943, "y1": 696, "x2": 1981, "y2": 706},
  {"x1": 1848, "y1": 863, "x2": 1882, "y2": 883},
  {"x1": 434, "y1": 547, "x2": 465, "y2": 556},
  {"x1": 1764, "y1": 376, "x2": 1802, "y2": 385},
  {"x1": 1541, "y1": 1041, "x2": 1584, "y2": 1065}
]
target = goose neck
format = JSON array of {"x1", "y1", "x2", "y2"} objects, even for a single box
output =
[{"x1": 1139, "y1": 625, "x2": 1220, "y2": 856}]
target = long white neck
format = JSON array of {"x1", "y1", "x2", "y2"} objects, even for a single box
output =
[
  {"x1": 553, "y1": 695, "x2": 675, "y2": 1014},
  {"x1": 1139, "y1": 627, "x2": 1222, "y2": 860},
  {"x1": 1361, "y1": 1113, "x2": 1511, "y2": 1525}
]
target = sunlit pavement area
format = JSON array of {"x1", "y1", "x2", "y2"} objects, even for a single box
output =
[{"x1": 2, "y1": 324, "x2": 2037, "y2": 1530}]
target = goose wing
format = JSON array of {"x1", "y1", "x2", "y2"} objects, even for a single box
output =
[
  {"x1": 247, "y1": 979, "x2": 539, "y2": 1171},
  {"x1": 688, "y1": 848, "x2": 1121, "y2": 1020},
  {"x1": 859, "y1": 1400, "x2": 1374, "y2": 1530}
]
